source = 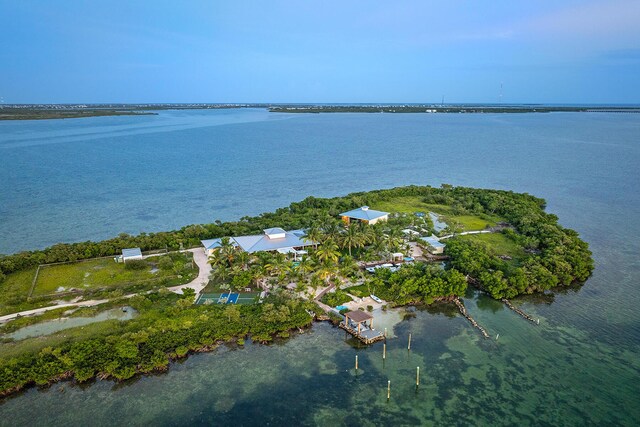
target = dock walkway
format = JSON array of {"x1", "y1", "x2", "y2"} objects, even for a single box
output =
[{"x1": 339, "y1": 322, "x2": 385, "y2": 344}]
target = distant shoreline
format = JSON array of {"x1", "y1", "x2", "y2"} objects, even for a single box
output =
[
  {"x1": 268, "y1": 105, "x2": 640, "y2": 114},
  {"x1": 1, "y1": 104, "x2": 639, "y2": 120},
  {"x1": 0, "y1": 109, "x2": 157, "y2": 121}
]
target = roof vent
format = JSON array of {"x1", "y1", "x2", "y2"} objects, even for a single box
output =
[{"x1": 362, "y1": 206, "x2": 369, "y2": 211}]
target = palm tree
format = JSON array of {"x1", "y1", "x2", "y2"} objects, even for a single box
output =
[
  {"x1": 321, "y1": 219, "x2": 343, "y2": 241},
  {"x1": 316, "y1": 259, "x2": 338, "y2": 285},
  {"x1": 296, "y1": 256, "x2": 315, "y2": 279},
  {"x1": 218, "y1": 237, "x2": 237, "y2": 266},
  {"x1": 265, "y1": 252, "x2": 288, "y2": 278},
  {"x1": 235, "y1": 250, "x2": 253, "y2": 271},
  {"x1": 305, "y1": 226, "x2": 324, "y2": 247},
  {"x1": 340, "y1": 223, "x2": 365, "y2": 257},
  {"x1": 315, "y1": 240, "x2": 340, "y2": 264},
  {"x1": 384, "y1": 227, "x2": 405, "y2": 254}
]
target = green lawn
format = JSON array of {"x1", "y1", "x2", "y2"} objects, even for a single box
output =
[
  {"x1": 0, "y1": 268, "x2": 44, "y2": 315},
  {"x1": 34, "y1": 257, "x2": 178, "y2": 296},
  {"x1": 0, "y1": 253, "x2": 197, "y2": 316},
  {"x1": 459, "y1": 233, "x2": 526, "y2": 260},
  {"x1": 372, "y1": 196, "x2": 501, "y2": 231}
]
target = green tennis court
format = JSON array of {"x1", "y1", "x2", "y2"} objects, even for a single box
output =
[{"x1": 195, "y1": 292, "x2": 260, "y2": 305}]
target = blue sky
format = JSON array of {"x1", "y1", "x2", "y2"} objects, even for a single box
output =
[{"x1": 1, "y1": 1, "x2": 639, "y2": 104}]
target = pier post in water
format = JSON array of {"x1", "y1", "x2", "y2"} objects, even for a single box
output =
[
  {"x1": 416, "y1": 366, "x2": 420, "y2": 387},
  {"x1": 387, "y1": 380, "x2": 391, "y2": 400},
  {"x1": 384, "y1": 327, "x2": 387, "y2": 338},
  {"x1": 383, "y1": 343, "x2": 386, "y2": 360},
  {"x1": 355, "y1": 355, "x2": 358, "y2": 371},
  {"x1": 408, "y1": 333, "x2": 412, "y2": 350}
]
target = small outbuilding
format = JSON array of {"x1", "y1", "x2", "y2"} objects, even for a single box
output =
[
  {"x1": 422, "y1": 235, "x2": 446, "y2": 255},
  {"x1": 344, "y1": 310, "x2": 374, "y2": 334},
  {"x1": 339, "y1": 206, "x2": 389, "y2": 225},
  {"x1": 121, "y1": 247, "x2": 143, "y2": 263}
]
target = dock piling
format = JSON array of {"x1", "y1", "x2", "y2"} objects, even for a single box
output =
[
  {"x1": 355, "y1": 355, "x2": 358, "y2": 371},
  {"x1": 387, "y1": 380, "x2": 391, "y2": 400},
  {"x1": 408, "y1": 333, "x2": 412, "y2": 350},
  {"x1": 383, "y1": 343, "x2": 386, "y2": 360},
  {"x1": 416, "y1": 366, "x2": 420, "y2": 387}
]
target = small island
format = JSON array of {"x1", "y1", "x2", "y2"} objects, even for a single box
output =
[{"x1": 0, "y1": 185, "x2": 593, "y2": 397}]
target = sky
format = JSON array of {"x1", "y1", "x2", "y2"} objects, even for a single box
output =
[{"x1": 1, "y1": 0, "x2": 639, "y2": 104}]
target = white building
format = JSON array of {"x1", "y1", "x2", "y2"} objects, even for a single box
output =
[
  {"x1": 121, "y1": 247, "x2": 143, "y2": 263},
  {"x1": 339, "y1": 206, "x2": 389, "y2": 225},
  {"x1": 201, "y1": 228, "x2": 315, "y2": 257}
]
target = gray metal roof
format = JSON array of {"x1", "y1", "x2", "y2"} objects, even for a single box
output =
[
  {"x1": 339, "y1": 206, "x2": 389, "y2": 221},
  {"x1": 233, "y1": 230, "x2": 314, "y2": 253},
  {"x1": 122, "y1": 248, "x2": 142, "y2": 258},
  {"x1": 263, "y1": 227, "x2": 286, "y2": 235},
  {"x1": 289, "y1": 229, "x2": 307, "y2": 238},
  {"x1": 422, "y1": 235, "x2": 446, "y2": 248},
  {"x1": 202, "y1": 230, "x2": 315, "y2": 254},
  {"x1": 201, "y1": 238, "x2": 239, "y2": 250}
]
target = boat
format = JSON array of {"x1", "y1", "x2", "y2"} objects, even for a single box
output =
[{"x1": 370, "y1": 295, "x2": 382, "y2": 303}]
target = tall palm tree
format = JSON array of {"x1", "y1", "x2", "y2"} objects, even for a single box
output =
[
  {"x1": 318, "y1": 217, "x2": 342, "y2": 241},
  {"x1": 296, "y1": 256, "x2": 315, "y2": 279},
  {"x1": 340, "y1": 223, "x2": 365, "y2": 257},
  {"x1": 218, "y1": 237, "x2": 237, "y2": 266},
  {"x1": 315, "y1": 240, "x2": 340, "y2": 264},
  {"x1": 305, "y1": 226, "x2": 324, "y2": 247},
  {"x1": 235, "y1": 250, "x2": 253, "y2": 271},
  {"x1": 316, "y1": 259, "x2": 338, "y2": 285}
]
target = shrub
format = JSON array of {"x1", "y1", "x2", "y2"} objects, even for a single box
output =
[{"x1": 124, "y1": 260, "x2": 147, "y2": 270}]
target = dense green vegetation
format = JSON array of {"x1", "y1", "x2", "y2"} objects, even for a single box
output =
[
  {"x1": 0, "y1": 291, "x2": 314, "y2": 395},
  {"x1": 458, "y1": 233, "x2": 526, "y2": 263},
  {"x1": 321, "y1": 289, "x2": 353, "y2": 307},
  {"x1": 349, "y1": 264, "x2": 467, "y2": 306},
  {"x1": 1, "y1": 185, "x2": 593, "y2": 302}
]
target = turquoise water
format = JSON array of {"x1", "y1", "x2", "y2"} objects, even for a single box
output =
[{"x1": 0, "y1": 110, "x2": 639, "y2": 425}]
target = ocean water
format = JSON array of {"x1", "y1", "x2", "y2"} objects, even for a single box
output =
[{"x1": 0, "y1": 109, "x2": 639, "y2": 425}]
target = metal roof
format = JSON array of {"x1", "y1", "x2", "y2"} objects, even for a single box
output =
[
  {"x1": 263, "y1": 227, "x2": 286, "y2": 235},
  {"x1": 339, "y1": 206, "x2": 389, "y2": 221},
  {"x1": 203, "y1": 229, "x2": 315, "y2": 254},
  {"x1": 122, "y1": 248, "x2": 142, "y2": 258},
  {"x1": 233, "y1": 230, "x2": 314, "y2": 253},
  {"x1": 422, "y1": 235, "x2": 446, "y2": 248},
  {"x1": 201, "y1": 238, "x2": 240, "y2": 250}
]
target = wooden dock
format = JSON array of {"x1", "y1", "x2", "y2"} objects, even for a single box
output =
[
  {"x1": 339, "y1": 323, "x2": 385, "y2": 344},
  {"x1": 340, "y1": 310, "x2": 385, "y2": 344}
]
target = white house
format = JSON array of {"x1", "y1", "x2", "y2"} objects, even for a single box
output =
[
  {"x1": 121, "y1": 247, "x2": 143, "y2": 263},
  {"x1": 339, "y1": 206, "x2": 389, "y2": 225},
  {"x1": 201, "y1": 228, "x2": 315, "y2": 257},
  {"x1": 421, "y1": 235, "x2": 446, "y2": 255}
]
